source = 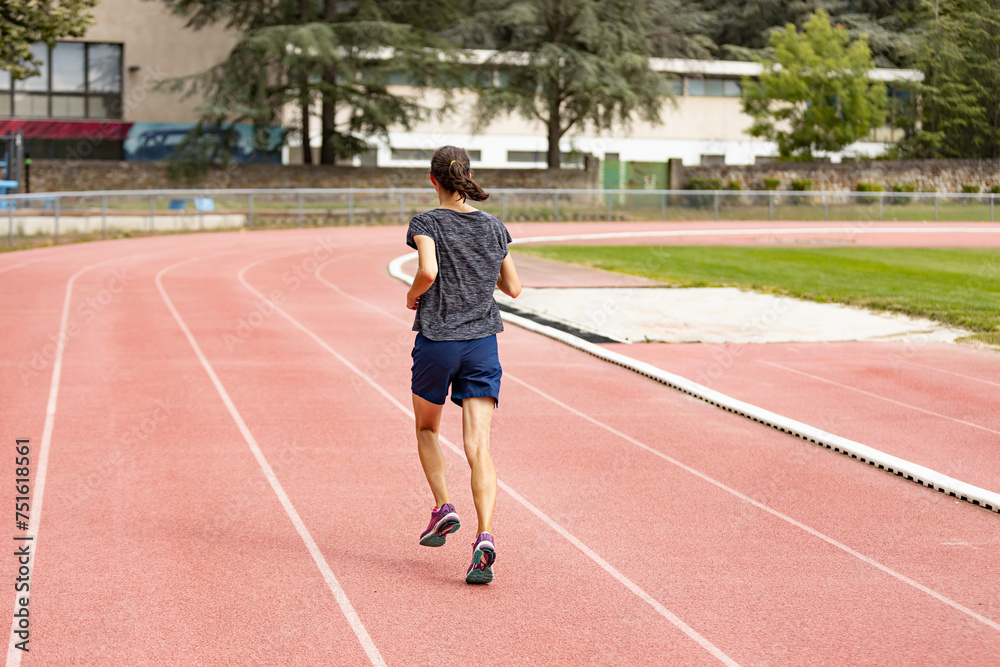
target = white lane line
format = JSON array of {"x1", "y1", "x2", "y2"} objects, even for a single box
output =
[
  {"x1": 240, "y1": 254, "x2": 740, "y2": 667},
  {"x1": 511, "y1": 226, "x2": 1000, "y2": 244},
  {"x1": 386, "y1": 245, "x2": 1000, "y2": 631},
  {"x1": 904, "y1": 360, "x2": 1000, "y2": 389},
  {"x1": 759, "y1": 360, "x2": 1000, "y2": 436},
  {"x1": 157, "y1": 257, "x2": 386, "y2": 667},
  {"x1": 502, "y1": 375, "x2": 1000, "y2": 634},
  {"x1": 5, "y1": 258, "x2": 121, "y2": 667}
]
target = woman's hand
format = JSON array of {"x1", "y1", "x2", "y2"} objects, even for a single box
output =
[{"x1": 406, "y1": 292, "x2": 420, "y2": 310}]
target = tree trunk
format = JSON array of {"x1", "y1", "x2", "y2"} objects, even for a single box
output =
[
  {"x1": 546, "y1": 88, "x2": 562, "y2": 170},
  {"x1": 320, "y1": 0, "x2": 338, "y2": 164},
  {"x1": 300, "y1": 0, "x2": 312, "y2": 165},
  {"x1": 300, "y1": 88, "x2": 312, "y2": 165}
]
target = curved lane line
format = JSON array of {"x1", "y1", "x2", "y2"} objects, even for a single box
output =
[
  {"x1": 4, "y1": 257, "x2": 125, "y2": 667},
  {"x1": 157, "y1": 255, "x2": 386, "y2": 667},
  {"x1": 386, "y1": 247, "x2": 1000, "y2": 634},
  {"x1": 243, "y1": 252, "x2": 741, "y2": 667},
  {"x1": 759, "y1": 360, "x2": 1000, "y2": 437},
  {"x1": 903, "y1": 360, "x2": 1000, "y2": 389}
]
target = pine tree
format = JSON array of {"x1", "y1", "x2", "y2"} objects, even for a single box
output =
[
  {"x1": 158, "y1": 0, "x2": 459, "y2": 165},
  {"x1": 0, "y1": 0, "x2": 97, "y2": 80},
  {"x1": 465, "y1": 0, "x2": 670, "y2": 169},
  {"x1": 894, "y1": 0, "x2": 1000, "y2": 159},
  {"x1": 742, "y1": 9, "x2": 888, "y2": 160}
]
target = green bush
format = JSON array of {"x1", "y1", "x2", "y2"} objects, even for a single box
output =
[
  {"x1": 763, "y1": 178, "x2": 781, "y2": 190},
  {"x1": 789, "y1": 179, "x2": 813, "y2": 204},
  {"x1": 724, "y1": 180, "x2": 743, "y2": 190},
  {"x1": 990, "y1": 184, "x2": 1000, "y2": 194},
  {"x1": 855, "y1": 181, "x2": 884, "y2": 204},
  {"x1": 889, "y1": 183, "x2": 917, "y2": 205},
  {"x1": 961, "y1": 183, "x2": 981, "y2": 194},
  {"x1": 687, "y1": 176, "x2": 724, "y2": 191}
]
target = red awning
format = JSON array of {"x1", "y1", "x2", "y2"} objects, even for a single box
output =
[{"x1": 0, "y1": 119, "x2": 133, "y2": 141}]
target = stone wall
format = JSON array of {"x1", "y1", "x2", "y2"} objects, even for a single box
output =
[
  {"x1": 27, "y1": 160, "x2": 599, "y2": 193},
  {"x1": 680, "y1": 158, "x2": 1000, "y2": 192}
]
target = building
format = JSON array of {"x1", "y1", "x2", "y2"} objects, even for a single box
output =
[
  {"x1": 285, "y1": 53, "x2": 919, "y2": 170},
  {"x1": 0, "y1": 0, "x2": 236, "y2": 162},
  {"x1": 1, "y1": 3, "x2": 920, "y2": 173}
]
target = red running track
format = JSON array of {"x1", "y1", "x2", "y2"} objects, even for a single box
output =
[{"x1": 0, "y1": 222, "x2": 998, "y2": 666}]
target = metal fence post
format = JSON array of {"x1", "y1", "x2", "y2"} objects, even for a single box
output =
[
  {"x1": 713, "y1": 191, "x2": 719, "y2": 221},
  {"x1": 298, "y1": 192, "x2": 304, "y2": 227},
  {"x1": 823, "y1": 192, "x2": 828, "y2": 221},
  {"x1": 54, "y1": 196, "x2": 60, "y2": 244},
  {"x1": 101, "y1": 194, "x2": 107, "y2": 239},
  {"x1": 348, "y1": 191, "x2": 354, "y2": 225},
  {"x1": 7, "y1": 201, "x2": 12, "y2": 247},
  {"x1": 607, "y1": 193, "x2": 613, "y2": 222},
  {"x1": 879, "y1": 192, "x2": 883, "y2": 221},
  {"x1": 502, "y1": 192, "x2": 508, "y2": 221},
  {"x1": 553, "y1": 192, "x2": 559, "y2": 222},
  {"x1": 934, "y1": 194, "x2": 939, "y2": 221},
  {"x1": 768, "y1": 192, "x2": 774, "y2": 220},
  {"x1": 991, "y1": 193, "x2": 995, "y2": 223},
  {"x1": 661, "y1": 193, "x2": 666, "y2": 221},
  {"x1": 399, "y1": 192, "x2": 405, "y2": 225},
  {"x1": 248, "y1": 193, "x2": 254, "y2": 229}
]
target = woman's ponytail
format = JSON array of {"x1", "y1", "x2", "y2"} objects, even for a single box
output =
[{"x1": 430, "y1": 146, "x2": 490, "y2": 202}]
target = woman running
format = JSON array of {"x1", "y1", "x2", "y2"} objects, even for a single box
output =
[{"x1": 406, "y1": 145, "x2": 521, "y2": 584}]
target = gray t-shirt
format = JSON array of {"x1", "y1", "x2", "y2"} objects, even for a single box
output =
[{"x1": 406, "y1": 208, "x2": 513, "y2": 341}]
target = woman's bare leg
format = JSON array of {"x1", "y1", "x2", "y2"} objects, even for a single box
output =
[
  {"x1": 462, "y1": 396, "x2": 498, "y2": 534},
  {"x1": 413, "y1": 393, "x2": 449, "y2": 507}
]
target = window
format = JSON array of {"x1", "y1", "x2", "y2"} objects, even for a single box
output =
[
  {"x1": 508, "y1": 150, "x2": 583, "y2": 168},
  {"x1": 6, "y1": 42, "x2": 122, "y2": 119},
  {"x1": 687, "y1": 78, "x2": 741, "y2": 97},
  {"x1": 392, "y1": 148, "x2": 481, "y2": 161},
  {"x1": 52, "y1": 43, "x2": 85, "y2": 91},
  {"x1": 700, "y1": 154, "x2": 725, "y2": 166},
  {"x1": 667, "y1": 78, "x2": 683, "y2": 96},
  {"x1": 20, "y1": 43, "x2": 49, "y2": 92},
  {"x1": 0, "y1": 70, "x2": 10, "y2": 116}
]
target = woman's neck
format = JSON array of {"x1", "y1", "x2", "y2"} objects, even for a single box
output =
[{"x1": 437, "y1": 191, "x2": 477, "y2": 213}]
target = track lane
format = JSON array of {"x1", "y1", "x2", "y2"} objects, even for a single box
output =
[
  {"x1": 4, "y1": 223, "x2": 999, "y2": 665},
  {"x1": 176, "y1": 245, "x2": 729, "y2": 665},
  {"x1": 254, "y1": 239, "x2": 996, "y2": 664},
  {"x1": 12, "y1": 236, "x2": 384, "y2": 665},
  {"x1": 606, "y1": 342, "x2": 1000, "y2": 492}
]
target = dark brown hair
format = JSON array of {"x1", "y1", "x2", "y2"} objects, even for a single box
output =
[{"x1": 429, "y1": 146, "x2": 489, "y2": 202}]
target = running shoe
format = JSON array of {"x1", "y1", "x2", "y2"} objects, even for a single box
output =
[
  {"x1": 465, "y1": 532, "x2": 496, "y2": 584},
  {"x1": 419, "y1": 503, "x2": 461, "y2": 547}
]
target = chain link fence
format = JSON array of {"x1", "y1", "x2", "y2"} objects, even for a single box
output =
[{"x1": 2, "y1": 187, "x2": 998, "y2": 249}]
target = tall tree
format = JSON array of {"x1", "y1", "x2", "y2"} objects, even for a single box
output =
[
  {"x1": 465, "y1": 0, "x2": 671, "y2": 169},
  {"x1": 742, "y1": 9, "x2": 887, "y2": 160},
  {"x1": 158, "y1": 0, "x2": 458, "y2": 165},
  {"x1": 695, "y1": 0, "x2": 921, "y2": 67},
  {"x1": 892, "y1": 0, "x2": 1000, "y2": 159},
  {"x1": 0, "y1": 0, "x2": 97, "y2": 80}
]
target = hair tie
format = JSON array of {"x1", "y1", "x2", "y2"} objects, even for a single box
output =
[{"x1": 450, "y1": 160, "x2": 456, "y2": 166}]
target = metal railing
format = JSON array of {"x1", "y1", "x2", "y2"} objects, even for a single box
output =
[{"x1": 2, "y1": 187, "x2": 998, "y2": 248}]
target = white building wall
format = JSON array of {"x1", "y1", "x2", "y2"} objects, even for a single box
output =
[{"x1": 285, "y1": 58, "x2": 918, "y2": 168}]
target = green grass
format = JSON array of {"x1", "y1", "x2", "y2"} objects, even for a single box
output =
[{"x1": 514, "y1": 245, "x2": 1000, "y2": 334}]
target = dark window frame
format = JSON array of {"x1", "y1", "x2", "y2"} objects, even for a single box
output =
[{"x1": 1, "y1": 41, "x2": 123, "y2": 120}]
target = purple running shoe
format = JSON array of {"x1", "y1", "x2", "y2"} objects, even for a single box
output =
[
  {"x1": 419, "y1": 503, "x2": 461, "y2": 547},
  {"x1": 465, "y1": 532, "x2": 496, "y2": 584}
]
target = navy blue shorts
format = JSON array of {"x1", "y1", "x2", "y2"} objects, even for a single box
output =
[{"x1": 411, "y1": 333, "x2": 502, "y2": 407}]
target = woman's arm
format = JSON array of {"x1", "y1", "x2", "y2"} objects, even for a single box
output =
[
  {"x1": 407, "y1": 235, "x2": 438, "y2": 310},
  {"x1": 495, "y1": 253, "x2": 521, "y2": 298}
]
